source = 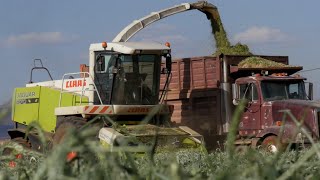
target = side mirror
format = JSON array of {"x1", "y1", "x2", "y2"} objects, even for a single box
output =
[
  {"x1": 161, "y1": 68, "x2": 169, "y2": 74},
  {"x1": 95, "y1": 55, "x2": 105, "y2": 73},
  {"x1": 166, "y1": 54, "x2": 172, "y2": 73},
  {"x1": 232, "y1": 83, "x2": 239, "y2": 105},
  {"x1": 112, "y1": 66, "x2": 118, "y2": 74}
]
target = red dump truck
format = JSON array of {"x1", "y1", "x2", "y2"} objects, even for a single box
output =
[{"x1": 162, "y1": 54, "x2": 317, "y2": 151}]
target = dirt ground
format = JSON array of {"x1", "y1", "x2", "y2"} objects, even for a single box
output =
[{"x1": 0, "y1": 139, "x2": 9, "y2": 146}]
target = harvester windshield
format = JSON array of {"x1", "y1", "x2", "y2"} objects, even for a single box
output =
[
  {"x1": 261, "y1": 80, "x2": 307, "y2": 101},
  {"x1": 94, "y1": 53, "x2": 161, "y2": 105}
]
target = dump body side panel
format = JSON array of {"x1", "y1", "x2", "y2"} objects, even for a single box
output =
[{"x1": 161, "y1": 56, "x2": 221, "y2": 91}]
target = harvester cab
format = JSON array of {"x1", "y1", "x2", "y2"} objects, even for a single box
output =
[
  {"x1": 54, "y1": 42, "x2": 174, "y2": 125},
  {"x1": 88, "y1": 42, "x2": 171, "y2": 106}
]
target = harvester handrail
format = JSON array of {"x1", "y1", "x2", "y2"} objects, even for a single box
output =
[
  {"x1": 29, "y1": 59, "x2": 54, "y2": 83},
  {"x1": 59, "y1": 72, "x2": 103, "y2": 107}
]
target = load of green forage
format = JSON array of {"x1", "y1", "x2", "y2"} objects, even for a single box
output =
[{"x1": 238, "y1": 57, "x2": 292, "y2": 68}]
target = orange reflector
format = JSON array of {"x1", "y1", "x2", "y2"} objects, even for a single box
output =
[
  {"x1": 102, "y1": 42, "x2": 107, "y2": 49},
  {"x1": 15, "y1": 154, "x2": 23, "y2": 159},
  {"x1": 8, "y1": 161, "x2": 16, "y2": 168},
  {"x1": 165, "y1": 42, "x2": 171, "y2": 48},
  {"x1": 276, "y1": 121, "x2": 282, "y2": 126},
  {"x1": 67, "y1": 151, "x2": 77, "y2": 162}
]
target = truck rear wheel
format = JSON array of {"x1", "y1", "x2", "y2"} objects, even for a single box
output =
[
  {"x1": 261, "y1": 135, "x2": 282, "y2": 153},
  {"x1": 52, "y1": 116, "x2": 86, "y2": 147}
]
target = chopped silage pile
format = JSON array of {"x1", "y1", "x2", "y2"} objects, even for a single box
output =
[{"x1": 238, "y1": 56, "x2": 291, "y2": 68}]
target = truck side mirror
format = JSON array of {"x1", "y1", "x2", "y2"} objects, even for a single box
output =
[
  {"x1": 232, "y1": 83, "x2": 239, "y2": 105},
  {"x1": 166, "y1": 54, "x2": 172, "y2": 72},
  {"x1": 308, "y1": 82, "x2": 313, "y2": 100}
]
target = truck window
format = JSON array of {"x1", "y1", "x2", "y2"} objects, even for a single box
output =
[
  {"x1": 289, "y1": 84, "x2": 300, "y2": 99},
  {"x1": 261, "y1": 81, "x2": 307, "y2": 101},
  {"x1": 239, "y1": 83, "x2": 258, "y2": 102}
]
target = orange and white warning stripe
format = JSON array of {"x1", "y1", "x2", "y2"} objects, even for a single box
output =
[{"x1": 83, "y1": 105, "x2": 113, "y2": 114}]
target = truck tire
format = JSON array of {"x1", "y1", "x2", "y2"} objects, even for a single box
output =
[
  {"x1": 52, "y1": 116, "x2": 86, "y2": 147},
  {"x1": 2, "y1": 137, "x2": 31, "y2": 155},
  {"x1": 261, "y1": 135, "x2": 282, "y2": 153}
]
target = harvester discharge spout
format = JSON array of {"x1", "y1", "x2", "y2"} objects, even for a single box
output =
[{"x1": 112, "y1": 1, "x2": 224, "y2": 43}]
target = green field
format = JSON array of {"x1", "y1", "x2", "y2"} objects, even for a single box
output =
[
  {"x1": 1, "y1": 123, "x2": 320, "y2": 180},
  {"x1": 1, "y1": 102, "x2": 319, "y2": 180}
]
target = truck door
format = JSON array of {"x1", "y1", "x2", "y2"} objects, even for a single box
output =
[{"x1": 238, "y1": 82, "x2": 261, "y2": 134}]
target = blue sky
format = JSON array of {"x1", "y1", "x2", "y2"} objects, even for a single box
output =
[{"x1": 1, "y1": 0, "x2": 320, "y2": 103}]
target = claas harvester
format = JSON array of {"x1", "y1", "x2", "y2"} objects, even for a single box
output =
[{"x1": 8, "y1": 41, "x2": 205, "y2": 153}]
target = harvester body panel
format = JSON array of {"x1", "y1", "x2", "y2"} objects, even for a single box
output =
[{"x1": 12, "y1": 86, "x2": 88, "y2": 132}]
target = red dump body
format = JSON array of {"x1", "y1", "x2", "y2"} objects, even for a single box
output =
[{"x1": 161, "y1": 55, "x2": 317, "y2": 149}]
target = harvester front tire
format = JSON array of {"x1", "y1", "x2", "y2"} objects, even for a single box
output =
[{"x1": 52, "y1": 116, "x2": 86, "y2": 147}]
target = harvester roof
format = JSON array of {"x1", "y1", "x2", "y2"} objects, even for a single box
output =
[{"x1": 89, "y1": 42, "x2": 170, "y2": 54}]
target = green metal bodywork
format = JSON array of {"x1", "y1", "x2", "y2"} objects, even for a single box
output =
[{"x1": 12, "y1": 86, "x2": 88, "y2": 132}]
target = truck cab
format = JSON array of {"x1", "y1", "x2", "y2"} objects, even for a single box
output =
[{"x1": 233, "y1": 73, "x2": 317, "y2": 149}]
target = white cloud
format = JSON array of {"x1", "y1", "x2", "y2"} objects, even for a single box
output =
[
  {"x1": 233, "y1": 26, "x2": 289, "y2": 44},
  {"x1": 5, "y1": 32, "x2": 78, "y2": 46}
]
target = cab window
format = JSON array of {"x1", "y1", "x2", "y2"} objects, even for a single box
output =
[{"x1": 239, "y1": 83, "x2": 258, "y2": 101}]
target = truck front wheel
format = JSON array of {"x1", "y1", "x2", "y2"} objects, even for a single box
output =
[{"x1": 261, "y1": 135, "x2": 283, "y2": 153}]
